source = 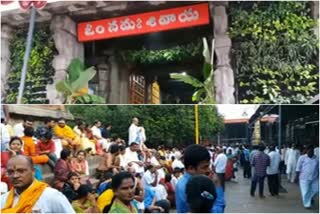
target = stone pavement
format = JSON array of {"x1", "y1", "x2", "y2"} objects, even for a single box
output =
[{"x1": 224, "y1": 170, "x2": 319, "y2": 213}]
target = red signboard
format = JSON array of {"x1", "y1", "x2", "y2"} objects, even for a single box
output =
[{"x1": 78, "y1": 3, "x2": 210, "y2": 42}]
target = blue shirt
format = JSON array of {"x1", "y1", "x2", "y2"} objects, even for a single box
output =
[
  {"x1": 144, "y1": 185, "x2": 155, "y2": 209},
  {"x1": 296, "y1": 155, "x2": 319, "y2": 181},
  {"x1": 243, "y1": 149, "x2": 250, "y2": 162},
  {"x1": 175, "y1": 172, "x2": 225, "y2": 213}
]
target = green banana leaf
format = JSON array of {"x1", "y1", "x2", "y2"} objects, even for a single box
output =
[
  {"x1": 55, "y1": 80, "x2": 73, "y2": 95},
  {"x1": 68, "y1": 58, "x2": 85, "y2": 83},
  {"x1": 192, "y1": 88, "x2": 206, "y2": 102},
  {"x1": 70, "y1": 66, "x2": 97, "y2": 92},
  {"x1": 170, "y1": 73, "x2": 204, "y2": 88}
]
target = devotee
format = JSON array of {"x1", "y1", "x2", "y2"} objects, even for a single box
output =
[
  {"x1": 129, "y1": 117, "x2": 140, "y2": 145},
  {"x1": 243, "y1": 144, "x2": 251, "y2": 178},
  {"x1": 54, "y1": 118, "x2": 80, "y2": 154},
  {"x1": 175, "y1": 144, "x2": 225, "y2": 213},
  {"x1": 285, "y1": 144, "x2": 300, "y2": 183},
  {"x1": 73, "y1": 120, "x2": 96, "y2": 155},
  {"x1": 1, "y1": 155, "x2": 75, "y2": 213},
  {"x1": 123, "y1": 142, "x2": 145, "y2": 174},
  {"x1": 35, "y1": 117, "x2": 56, "y2": 139},
  {"x1": 103, "y1": 172, "x2": 138, "y2": 213},
  {"x1": 250, "y1": 144, "x2": 270, "y2": 198},
  {"x1": 72, "y1": 184, "x2": 100, "y2": 213},
  {"x1": 96, "y1": 144, "x2": 120, "y2": 179},
  {"x1": 21, "y1": 127, "x2": 49, "y2": 165},
  {"x1": 295, "y1": 145, "x2": 319, "y2": 209},
  {"x1": 13, "y1": 117, "x2": 33, "y2": 137},
  {"x1": 186, "y1": 175, "x2": 217, "y2": 213},
  {"x1": 62, "y1": 172, "x2": 81, "y2": 202},
  {"x1": 213, "y1": 147, "x2": 228, "y2": 190},
  {"x1": 1, "y1": 118, "x2": 10, "y2": 151},
  {"x1": 36, "y1": 132, "x2": 57, "y2": 169},
  {"x1": 53, "y1": 149, "x2": 73, "y2": 190},
  {"x1": 70, "y1": 150, "x2": 89, "y2": 176},
  {"x1": 267, "y1": 144, "x2": 281, "y2": 196}
]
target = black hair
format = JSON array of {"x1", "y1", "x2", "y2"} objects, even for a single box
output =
[
  {"x1": 60, "y1": 149, "x2": 71, "y2": 160},
  {"x1": 165, "y1": 174, "x2": 172, "y2": 182},
  {"x1": 269, "y1": 144, "x2": 276, "y2": 151},
  {"x1": 23, "y1": 127, "x2": 34, "y2": 137},
  {"x1": 184, "y1": 145, "x2": 210, "y2": 170},
  {"x1": 1, "y1": 118, "x2": 4, "y2": 123},
  {"x1": 9, "y1": 137, "x2": 23, "y2": 146},
  {"x1": 94, "y1": 120, "x2": 100, "y2": 125},
  {"x1": 119, "y1": 145, "x2": 126, "y2": 151},
  {"x1": 42, "y1": 132, "x2": 53, "y2": 140},
  {"x1": 44, "y1": 118, "x2": 54, "y2": 124},
  {"x1": 109, "y1": 144, "x2": 120, "y2": 154},
  {"x1": 258, "y1": 144, "x2": 266, "y2": 152},
  {"x1": 77, "y1": 120, "x2": 85, "y2": 127},
  {"x1": 23, "y1": 117, "x2": 34, "y2": 122},
  {"x1": 103, "y1": 172, "x2": 135, "y2": 213},
  {"x1": 68, "y1": 172, "x2": 79, "y2": 180},
  {"x1": 186, "y1": 175, "x2": 217, "y2": 213},
  {"x1": 76, "y1": 184, "x2": 93, "y2": 198},
  {"x1": 130, "y1": 142, "x2": 138, "y2": 146},
  {"x1": 171, "y1": 156, "x2": 175, "y2": 161}
]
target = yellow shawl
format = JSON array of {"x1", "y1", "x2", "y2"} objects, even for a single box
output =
[
  {"x1": 54, "y1": 125, "x2": 76, "y2": 139},
  {"x1": 2, "y1": 179, "x2": 48, "y2": 213}
]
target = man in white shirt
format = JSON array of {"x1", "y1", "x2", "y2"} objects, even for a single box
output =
[
  {"x1": 285, "y1": 144, "x2": 300, "y2": 183},
  {"x1": 123, "y1": 142, "x2": 145, "y2": 174},
  {"x1": 172, "y1": 156, "x2": 185, "y2": 170},
  {"x1": 213, "y1": 147, "x2": 227, "y2": 191},
  {"x1": 13, "y1": 117, "x2": 34, "y2": 138},
  {"x1": 267, "y1": 145, "x2": 281, "y2": 196},
  {"x1": 143, "y1": 164, "x2": 168, "y2": 201},
  {"x1": 1, "y1": 155, "x2": 75, "y2": 213},
  {"x1": 129, "y1": 117, "x2": 140, "y2": 145},
  {"x1": 1, "y1": 118, "x2": 10, "y2": 151}
]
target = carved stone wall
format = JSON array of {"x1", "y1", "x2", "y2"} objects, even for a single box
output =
[
  {"x1": 1, "y1": 24, "x2": 13, "y2": 103},
  {"x1": 47, "y1": 15, "x2": 84, "y2": 104},
  {"x1": 97, "y1": 63, "x2": 111, "y2": 101},
  {"x1": 210, "y1": 2, "x2": 235, "y2": 104}
]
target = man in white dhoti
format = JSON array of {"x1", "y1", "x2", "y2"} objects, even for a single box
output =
[
  {"x1": 129, "y1": 117, "x2": 148, "y2": 151},
  {"x1": 285, "y1": 144, "x2": 300, "y2": 183}
]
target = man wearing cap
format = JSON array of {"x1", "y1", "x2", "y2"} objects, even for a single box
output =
[{"x1": 53, "y1": 118, "x2": 80, "y2": 154}]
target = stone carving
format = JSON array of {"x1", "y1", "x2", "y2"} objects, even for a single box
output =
[
  {"x1": 97, "y1": 63, "x2": 111, "y2": 101},
  {"x1": 48, "y1": 15, "x2": 84, "y2": 104},
  {"x1": 1, "y1": 24, "x2": 13, "y2": 103},
  {"x1": 210, "y1": 3, "x2": 235, "y2": 104}
]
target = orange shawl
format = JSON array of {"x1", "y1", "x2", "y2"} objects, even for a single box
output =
[{"x1": 1, "y1": 179, "x2": 48, "y2": 213}]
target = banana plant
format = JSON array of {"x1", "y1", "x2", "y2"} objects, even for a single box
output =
[
  {"x1": 55, "y1": 58, "x2": 105, "y2": 104},
  {"x1": 170, "y1": 38, "x2": 215, "y2": 104}
]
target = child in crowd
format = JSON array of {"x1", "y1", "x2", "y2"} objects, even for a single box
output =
[
  {"x1": 186, "y1": 175, "x2": 217, "y2": 213},
  {"x1": 37, "y1": 132, "x2": 58, "y2": 169},
  {"x1": 62, "y1": 172, "x2": 81, "y2": 202},
  {"x1": 72, "y1": 184, "x2": 100, "y2": 213}
]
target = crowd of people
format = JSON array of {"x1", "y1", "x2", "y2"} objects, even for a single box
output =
[{"x1": 0, "y1": 116, "x2": 319, "y2": 213}]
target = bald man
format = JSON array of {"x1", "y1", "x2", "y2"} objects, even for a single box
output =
[
  {"x1": 1, "y1": 155, "x2": 75, "y2": 213},
  {"x1": 129, "y1": 117, "x2": 140, "y2": 145}
]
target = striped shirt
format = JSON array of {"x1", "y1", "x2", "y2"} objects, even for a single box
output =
[{"x1": 252, "y1": 151, "x2": 270, "y2": 176}]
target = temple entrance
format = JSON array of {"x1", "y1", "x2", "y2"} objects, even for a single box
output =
[{"x1": 82, "y1": 2, "x2": 213, "y2": 104}]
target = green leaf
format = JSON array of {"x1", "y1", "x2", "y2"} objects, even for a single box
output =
[
  {"x1": 202, "y1": 37, "x2": 211, "y2": 64},
  {"x1": 67, "y1": 58, "x2": 85, "y2": 83},
  {"x1": 202, "y1": 62, "x2": 212, "y2": 80},
  {"x1": 70, "y1": 66, "x2": 97, "y2": 92},
  {"x1": 55, "y1": 80, "x2": 72, "y2": 95},
  {"x1": 170, "y1": 73, "x2": 203, "y2": 88},
  {"x1": 192, "y1": 88, "x2": 206, "y2": 102}
]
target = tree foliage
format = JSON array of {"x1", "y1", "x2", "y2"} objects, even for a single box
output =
[
  {"x1": 6, "y1": 25, "x2": 55, "y2": 104},
  {"x1": 229, "y1": 1, "x2": 319, "y2": 103},
  {"x1": 120, "y1": 39, "x2": 203, "y2": 65},
  {"x1": 67, "y1": 105, "x2": 224, "y2": 148}
]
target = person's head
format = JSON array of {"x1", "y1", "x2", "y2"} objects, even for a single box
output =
[
  {"x1": 94, "y1": 120, "x2": 101, "y2": 128},
  {"x1": 306, "y1": 145, "x2": 314, "y2": 158},
  {"x1": 269, "y1": 144, "x2": 276, "y2": 151},
  {"x1": 1, "y1": 118, "x2": 5, "y2": 124},
  {"x1": 23, "y1": 127, "x2": 34, "y2": 137},
  {"x1": 129, "y1": 142, "x2": 139, "y2": 152},
  {"x1": 186, "y1": 175, "x2": 217, "y2": 213},
  {"x1": 6, "y1": 155, "x2": 35, "y2": 193},
  {"x1": 76, "y1": 150, "x2": 86, "y2": 161},
  {"x1": 106, "y1": 124, "x2": 112, "y2": 130},
  {"x1": 119, "y1": 145, "x2": 126, "y2": 155},
  {"x1": 132, "y1": 117, "x2": 139, "y2": 125},
  {"x1": 60, "y1": 149, "x2": 72, "y2": 160},
  {"x1": 102, "y1": 171, "x2": 113, "y2": 182},
  {"x1": 44, "y1": 118, "x2": 56, "y2": 128},
  {"x1": 9, "y1": 137, "x2": 23, "y2": 153},
  {"x1": 171, "y1": 156, "x2": 175, "y2": 161},
  {"x1": 227, "y1": 149, "x2": 232, "y2": 155},
  {"x1": 23, "y1": 117, "x2": 33, "y2": 128},
  {"x1": 184, "y1": 145, "x2": 211, "y2": 176},
  {"x1": 111, "y1": 172, "x2": 135, "y2": 204},
  {"x1": 173, "y1": 167, "x2": 181, "y2": 177},
  {"x1": 77, "y1": 184, "x2": 93, "y2": 199},
  {"x1": 146, "y1": 164, "x2": 156, "y2": 173},
  {"x1": 258, "y1": 144, "x2": 266, "y2": 152},
  {"x1": 68, "y1": 172, "x2": 80, "y2": 185},
  {"x1": 109, "y1": 144, "x2": 120, "y2": 155},
  {"x1": 57, "y1": 118, "x2": 66, "y2": 128},
  {"x1": 77, "y1": 120, "x2": 86, "y2": 130},
  {"x1": 40, "y1": 132, "x2": 53, "y2": 143}
]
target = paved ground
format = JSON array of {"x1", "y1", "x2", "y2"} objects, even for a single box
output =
[{"x1": 224, "y1": 169, "x2": 319, "y2": 213}]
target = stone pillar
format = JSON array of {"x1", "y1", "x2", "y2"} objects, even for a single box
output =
[
  {"x1": 210, "y1": 2, "x2": 235, "y2": 104},
  {"x1": 1, "y1": 24, "x2": 13, "y2": 103},
  {"x1": 109, "y1": 55, "x2": 120, "y2": 104},
  {"x1": 119, "y1": 63, "x2": 129, "y2": 104},
  {"x1": 48, "y1": 15, "x2": 84, "y2": 104},
  {"x1": 97, "y1": 63, "x2": 111, "y2": 102}
]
